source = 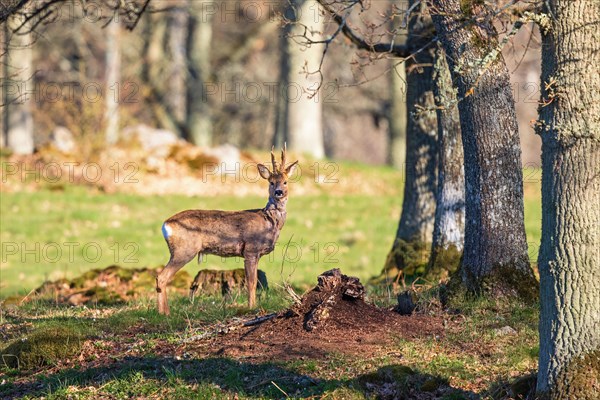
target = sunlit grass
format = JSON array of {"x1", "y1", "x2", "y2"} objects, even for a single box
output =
[{"x1": 0, "y1": 164, "x2": 542, "y2": 298}]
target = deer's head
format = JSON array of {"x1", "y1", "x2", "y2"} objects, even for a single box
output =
[{"x1": 257, "y1": 144, "x2": 298, "y2": 204}]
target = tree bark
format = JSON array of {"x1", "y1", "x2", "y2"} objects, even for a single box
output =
[
  {"x1": 536, "y1": 1, "x2": 600, "y2": 398},
  {"x1": 278, "y1": 0, "x2": 325, "y2": 158},
  {"x1": 379, "y1": 1, "x2": 438, "y2": 281},
  {"x1": 186, "y1": 0, "x2": 213, "y2": 147},
  {"x1": 5, "y1": 18, "x2": 34, "y2": 155},
  {"x1": 425, "y1": 44, "x2": 464, "y2": 282},
  {"x1": 104, "y1": 19, "x2": 120, "y2": 145},
  {"x1": 430, "y1": 0, "x2": 537, "y2": 300}
]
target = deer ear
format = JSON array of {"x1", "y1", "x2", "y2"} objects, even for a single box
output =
[
  {"x1": 257, "y1": 163, "x2": 271, "y2": 180},
  {"x1": 285, "y1": 160, "x2": 299, "y2": 176}
]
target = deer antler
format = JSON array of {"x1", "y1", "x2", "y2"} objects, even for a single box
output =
[
  {"x1": 271, "y1": 146, "x2": 277, "y2": 172},
  {"x1": 281, "y1": 142, "x2": 287, "y2": 171}
]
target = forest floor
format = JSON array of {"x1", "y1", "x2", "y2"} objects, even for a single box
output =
[
  {"x1": 1, "y1": 150, "x2": 542, "y2": 399},
  {"x1": 0, "y1": 268, "x2": 539, "y2": 400}
]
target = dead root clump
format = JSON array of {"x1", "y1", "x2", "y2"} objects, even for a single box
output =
[{"x1": 209, "y1": 269, "x2": 447, "y2": 361}]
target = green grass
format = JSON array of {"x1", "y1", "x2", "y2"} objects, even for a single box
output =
[
  {"x1": 0, "y1": 290, "x2": 540, "y2": 399},
  {"x1": 0, "y1": 162, "x2": 542, "y2": 298}
]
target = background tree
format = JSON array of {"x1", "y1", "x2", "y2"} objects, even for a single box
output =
[
  {"x1": 186, "y1": 0, "x2": 213, "y2": 147},
  {"x1": 165, "y1": 0, "x2": 188, "y2": 139},
  {"x1": 104, "y1": 18, "x2": 120, "y2": 145},
  {"x1": 278, "y1": 0, "x2": 325, "y2": 158},
  {"x1": 4, "y1": 15, "x2": 34, "y2": 155},
  {"x1": 430, "y1": 0, "x2": 538, "y2": 300},
  {"x1": 425, "y1": 43, "x2": 464, "y2": 281},
  {"x1": 536, "y1": 1, "x2": 600, "y2": 397},
  {"x1": 380, "y1": 0, "x2": 438, "y2": 281}
]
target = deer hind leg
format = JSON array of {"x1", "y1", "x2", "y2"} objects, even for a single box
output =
[
  {"x1": 244, "y1": 255, "x2": 259, "y2": 308},
  {"x1": 189, "y1": 253, "x2": 203, "y2": 303},
  {"x1": 157, "y1": 250, "x2": 196, "y2": 315}
]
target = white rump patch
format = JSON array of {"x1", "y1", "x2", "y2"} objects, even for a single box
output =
[{"x1": 162, "y1": 222, "x2": 173, "y2": 239}]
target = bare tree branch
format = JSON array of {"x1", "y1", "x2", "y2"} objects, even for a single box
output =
[{"x1": 317, "y1": 0, "x2": 411, "y2": 57}]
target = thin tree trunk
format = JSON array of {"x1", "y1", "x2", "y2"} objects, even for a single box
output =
[
  {"x1": 536, "y1": 1, "x2": 600, "y2": 397},
  {"x1": 1, "y1": 22, "x2": 7, "y2": 149},
  {"x1": 104, "y1": 19, "x2": 120, "y2": 145},
  {"x1": 430, "y1": 0, "x2": 537, "y2": 300},
  {"x1": 425, "y1": 44, "x2": 464, "y2": 282},
  {"x1": 379, "y1": 1, "x2": 438, "y2": 281},
  {"x1": 280, "y1": 0, "x2": 325, "y2": 158},
  {"x1": 166, "y1": 0, "x2": 188, "y2": 139},
  {"x1": 6, "y1": 18, "x2": 34, "y2": 155},
  {"x1": 186, "y1": 0, "x2": 213, "y2": 147}
]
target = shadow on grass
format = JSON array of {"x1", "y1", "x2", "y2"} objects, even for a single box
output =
[{"x1": 1, "y1": 356, "x2": 478, "y2": 399}]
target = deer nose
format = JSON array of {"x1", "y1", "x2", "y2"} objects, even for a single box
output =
[{"x1": 275, "y1": 189, "x2": 284, "y2": 197}]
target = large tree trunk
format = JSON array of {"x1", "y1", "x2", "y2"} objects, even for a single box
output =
[
  {"x1": 186, "y1": 0, "x2": 213, "y2": 147},
  {"x1": 536, "y1": 1, "x2": 600, "y2": 398},
  {"x1": 430, "y1": 0, "x2": 537, "y2": 300},
  {"x1": 425, "y1": 44, "x2": 464, "y2": 282},
  {"x1": 279, "y1": 0, "x2": 325, "y2": 158},
  {"x1": 5, "y1": 19, "x2": 34, "y2": 155},
  {"x1": 379, "y1": 1, "x2": 438, "y2": 281},
  {"x1": 104, "y1": 19, "x2": 120, "y2": 145}
]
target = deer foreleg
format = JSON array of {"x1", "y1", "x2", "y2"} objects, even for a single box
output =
[{"x1": 244, "y1": 255, "x2": 259, "y2": 308}]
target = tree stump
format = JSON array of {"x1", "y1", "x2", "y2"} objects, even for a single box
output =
[{"x1": 297, "y1": 269, "x2": 365, "y2": 332}]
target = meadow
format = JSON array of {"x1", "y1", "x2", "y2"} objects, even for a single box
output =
[
  {"x1": 0, "y1": 161, "x2": 543, "y2": 399},
  {"x1": 0, "y1": 162, "x2": 542, "y2": 298}
]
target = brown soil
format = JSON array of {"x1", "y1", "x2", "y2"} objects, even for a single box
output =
[{"x1": 198, "y1": 269, "x2": 446, "y2": 361}]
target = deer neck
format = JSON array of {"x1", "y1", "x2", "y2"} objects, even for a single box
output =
[{"x1": 264, "y1": 197, "x2": 287, "y2": 230}]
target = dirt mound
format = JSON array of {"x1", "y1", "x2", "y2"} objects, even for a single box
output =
[
  {"x1": 207, "y1": 269, "x2": 446, "y2": 361},
  {"x1": 32, "y1": 265, "x2": 191, "y2": 305},
  {"x1": 29, "y1": 265, "x2": 265, "y2": 306}
]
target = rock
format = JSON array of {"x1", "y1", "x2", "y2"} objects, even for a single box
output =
[
  {"x1": 121, "y1": 124, "x2": 181, "y2": 157},
  {"x1": 494, "y1": 325, "x2": 518, "y2": 336},
  {"x1": 49, "y1": 126, "x2": 76, "y2": 153},
  {"x1": 203, "y1": 144, "x2": 241, "y2": 173}
]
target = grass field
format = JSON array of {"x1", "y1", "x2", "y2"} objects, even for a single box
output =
[
  {"x1": 0, "y1": 161, "x2": 543, "y2": 399},
  {"x1": 1, "y1": 162, "x2": 542, "y2": 298}
]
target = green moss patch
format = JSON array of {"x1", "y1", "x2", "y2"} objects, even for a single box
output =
[
  {"x1": 373, "y1": 239, "x2": 431, "y2": 283},
  {"x1": 1, "y1": 325, "x2": 84, "y2": 370},
  {"x1": 425, "y1": 244, "x2": 462, "y2": 282},
  {"x1": 554, "y1": 349, "x2": 600, "y2": 400}
]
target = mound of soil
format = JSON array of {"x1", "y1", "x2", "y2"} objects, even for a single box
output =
[
  {"x1": 29, "y1": 265, "x2": 265, "y2": 306},
  {"x1": 207, "y1": 269, "x2": 446, "y2": 361}
]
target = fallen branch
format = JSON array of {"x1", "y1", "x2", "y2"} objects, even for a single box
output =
[{"x1": 243, "y1": 312, "x2": 280, "y2": 327}]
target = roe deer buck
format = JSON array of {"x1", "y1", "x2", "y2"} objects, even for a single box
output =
[{"x1": 157, "y1": 146, "x2": 298, "y2": 315}]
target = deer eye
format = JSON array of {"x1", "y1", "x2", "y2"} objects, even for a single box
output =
[
  {"x1": 270, "y1": 182, "x2": 274, "y2": 186},
  {"x1": 284, "y1": 181, "x2": 287, "y2": 185}
]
